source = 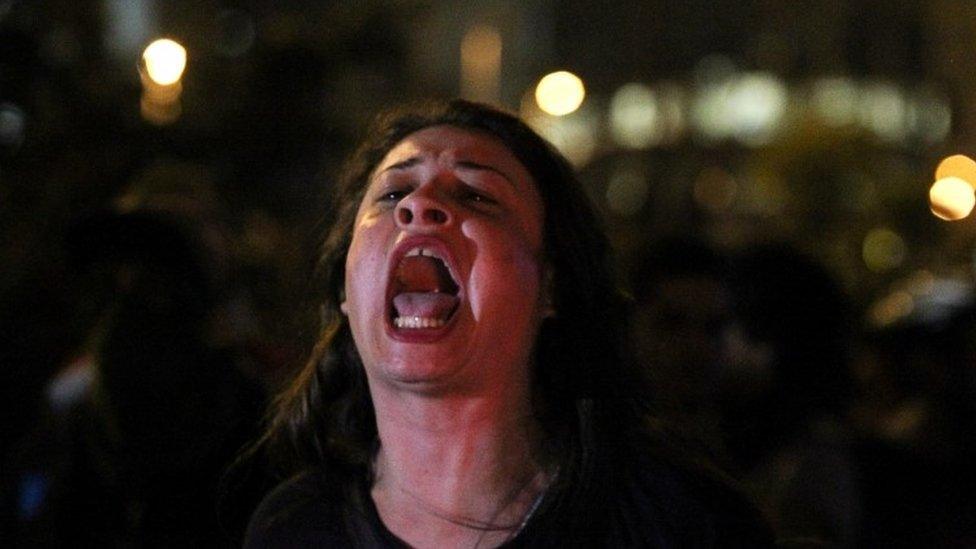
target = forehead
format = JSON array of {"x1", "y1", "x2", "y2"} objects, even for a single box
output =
[{"x1": 372, "y1": 125, "x2": 534, "y2": 186}]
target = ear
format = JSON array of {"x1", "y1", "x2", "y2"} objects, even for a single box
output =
[{"x1": 339, "y1": 288, "x2": 349, "y2": 315}]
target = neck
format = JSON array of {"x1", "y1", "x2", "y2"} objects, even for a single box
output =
[{"x1": 369, "y1": 383, "x2": 551, "y2": 547}]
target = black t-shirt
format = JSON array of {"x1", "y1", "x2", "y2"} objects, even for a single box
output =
[{"x1": 244, "y1": 458, "x2": 773, "y2": 548}]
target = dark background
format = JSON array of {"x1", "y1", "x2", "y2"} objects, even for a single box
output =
[{"x1": 3, "y1": 0, "x2": 976, "y2": 546}]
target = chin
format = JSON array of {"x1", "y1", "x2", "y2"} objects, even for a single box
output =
[{"x1": 368, "y1": 355, "x2": 461, "y2": 388}]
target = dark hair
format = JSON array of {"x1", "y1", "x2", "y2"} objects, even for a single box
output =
[{"x1": 257, "y1": 99, "x2": 654, "y2": 537}]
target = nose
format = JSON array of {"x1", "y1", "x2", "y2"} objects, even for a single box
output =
[{"x1": 395, "y1": 189, "x2": 453, "y2": 228}]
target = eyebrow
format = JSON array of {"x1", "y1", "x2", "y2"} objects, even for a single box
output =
[
  {"x1": 378, "y1": 156, "x2": 515, "y2": 187},
  {"x1": 379, "y1": 157, "x2": 422, "y2": 173},
  {"x1": 455, "y1": 160, "x2": 515, "y2": 186}
]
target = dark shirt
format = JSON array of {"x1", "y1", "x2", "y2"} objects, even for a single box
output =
[{"x1": 245, "y1": 459, "x2": 773, "y2": 548}]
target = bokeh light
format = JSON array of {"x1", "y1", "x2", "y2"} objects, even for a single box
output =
[
  {"x1": 726, "y1": 72, "x2": 787, "y2": 145},
  {"x1": 141, "y1": 80, "x2": 182, "y2": 103},
  {"x1": 535, "y1": 71, "x2": 585, "y2": 116},
  {"x1": 656, "y1": 82, "x2": 688, "y2": 144},
  {"x1": 140, "y1": 94, "x2": 182, "y2": 125},
  {"x1": 929, "y1": 176, "x2": 976, "y2": 221},
  {"x1": 609, "y1": 83, "x2": 660, "y2": 149},
  {"x1": 811, "y1": 77, "x2": 859, "y2": 127},
  {"x1": 691, "y1": 71, "x2": 786, "y2": 145},
  {"x1": 142, "y1": 38, "x2": 187, "y2": 85},
  {"x1": 460, "y1": 25, "x2": 502, "y2": 104},
  {"x1": 859, "y1": 81, "x2": 907, "y2": 143},
  {"x1": 935, "y1": 154, "x2": 976, "y2": 186},
  {"x1": 521, "y1": 87, "x2": 597, "y2": 166},
  {"x1": 862, "y1": 227, "x2": 907, "y2": 272},
  {"x1": 869, "y1": 290, "x2": 915, "y2": 328},
  {"x1": 690, "y1": 80, "x2": 731, "y2": 141}
]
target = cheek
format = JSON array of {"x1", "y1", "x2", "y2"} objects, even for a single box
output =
[
  {"x1": 464, "y1": 223, "x2": 545, "y2": 318},
  {"x1": 344, "y1": 230, "x2": 385, "y2": 313}
]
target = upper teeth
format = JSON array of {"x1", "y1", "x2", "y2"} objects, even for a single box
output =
[{"x1": 405, "y1": 247, "x2": 444, "y2": 261}]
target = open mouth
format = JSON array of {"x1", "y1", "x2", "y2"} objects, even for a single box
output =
[{"x1": 388, "y1": 246, "x2": 461, "y2": 330}]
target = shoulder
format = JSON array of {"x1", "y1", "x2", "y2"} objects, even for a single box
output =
[{"x1": 243, "y1": 471, "x2": 347, "y2": 548}]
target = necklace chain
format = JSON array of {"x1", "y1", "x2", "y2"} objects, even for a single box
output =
[
  {"x1": 473, "y1": 473, "x2": 550, "y2": 549},
  {"x1": 379, "y1": 466, "x2": 556, "y2": 548},
  {"x1": 396, "y1": 468, "x2": 544, "y2": 531}
]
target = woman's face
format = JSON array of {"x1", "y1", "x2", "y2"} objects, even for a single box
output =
[{"x1": 343, "y1": 125, "x2": 548, "y2": 396}]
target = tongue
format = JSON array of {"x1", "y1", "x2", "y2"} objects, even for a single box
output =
[{"x1": 393, "y1": 292, "x2": 459, "y2": 320}]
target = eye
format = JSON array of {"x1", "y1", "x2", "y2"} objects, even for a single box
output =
[
  {"x1": 460, "y1": 186, "x2": 496, "y2": 205},
  {"x1": 376, "y1": 187, "x2": 410, "y2": 203}
]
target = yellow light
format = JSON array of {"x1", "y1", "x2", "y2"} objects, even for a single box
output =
[
  {"x1": 142, "y1": 38, "x2": 187, "y2": 85},
  {"x1": 862, "y1": 228, "x2": 906, "y2": 272},
  {"x1": 935, "y1": 154, "x2": 976, "y2": 187},
  {"x1": 869, "y1": 290, "x2": 914, "y2": 327},
  {"x1": 929, "y1": 176, "x2": 976, "y2": 221},
  {"x1": 142, "y1": 80, "x2": 182, "y2": 104},
  {"x1": 535, "y1": 71, "x2": 585, "y2": 116},
  {"x1": 460, "y1": 25, "x2": 502, "y2": 104},
  {"x1": 140, "y1": 94, "x2": 181, "y2": 125}
]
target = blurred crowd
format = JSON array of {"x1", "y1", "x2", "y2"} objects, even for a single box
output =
[
  {"x1": 0, "y1": 187, "x2": 285, "y2": 546},
  {"x1": 631, "y1": 236, "x2": 976, "y2": 547},
  {"x1": 2, "y1": 196, "x2": 976, "y2": 547}
]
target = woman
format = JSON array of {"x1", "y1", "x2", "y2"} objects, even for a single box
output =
[{"x1": 244, "y1": 100, "x2": 771, "y2": 547}]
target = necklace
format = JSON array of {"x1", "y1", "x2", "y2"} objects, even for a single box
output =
[
  {"x1": 378, "y1": 466, "x2": 556, "y2": 548},
  {"x1": 395, "y1": 469, "x2": 542, "y2": 531},
  {"x1": 473, "y1": 468, "x2": 557, "y2": 548},
  {"x1": 505, "y1": 481, "x2": 548, "y2": 539}
]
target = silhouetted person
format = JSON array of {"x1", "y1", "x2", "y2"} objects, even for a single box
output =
[
  {"x1": 630, "y1": 236, "x2": 733, "y2": 461},
  {"x1": 3, "y1": 210, "x2": 265, "y2": 547},
  {"x1": 721, "y1": 244, "x2": 860, "y2": 547},
  {"x1": 855, "y1": 283, "x2": 976, "y2": 547}
]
